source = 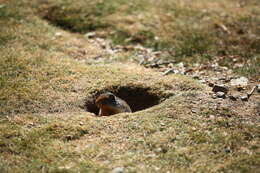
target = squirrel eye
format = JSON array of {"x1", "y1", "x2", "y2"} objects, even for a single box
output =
[{"x1": 108, "y1": 93, "x2": 115, "y2": 100}]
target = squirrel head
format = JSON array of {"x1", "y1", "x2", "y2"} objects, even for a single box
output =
[{"x1": 95, "y1": 92, "x2": 116, "y2": 107}]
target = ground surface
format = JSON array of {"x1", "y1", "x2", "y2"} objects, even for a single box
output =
[{"x1": 0, "y1": 0, "x2": 259, "y2": 173}]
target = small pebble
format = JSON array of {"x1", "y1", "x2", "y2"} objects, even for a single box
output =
[
  {"x1": 54, "y1": 32, "x2": 62, "y2": 37},
  {"x1": 192, "y1": 75, "x2": 200, "y2": 79},
  {"x1": 230, "y1": 77, "x2": 248, "y2": 87},
  {"x1": 112, "y1": 167, "x2": 124, "y2": 173},
  {"x1": 209, "y1": 115, "x2": 215, "y2": 119},
  {"x1": 212, "y1": 85, "x2": 229, "y2": 94},
  {"x1": 216, "y1": 92, "x2": 226, "y2": 98},
  {"x1": 228, "y1": 95, "x2": 237, "y2": 101},
  {"x1": 236, "y1": 86, "x2": 244, "y2": 91},
  {"x1": 212, "y1": 94, "x2": 217, "y2": 99},
  {"x1": 199, "y1": 79, "x2": 207, "y2": 83},
  {"x1": 163, "y1": 69, "x2": 174, "y2": 75},
  {"x1": 208, "y1": 82, "x2": 214, "y2": 87},
  {"x1": 241, "y1": 95, "x2": 248, "y2": 101},
  {"x1": 84, "y1": 32, "x2": 96, "y2": 39}
]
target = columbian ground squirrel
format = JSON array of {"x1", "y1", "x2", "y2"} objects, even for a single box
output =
[{"x1": 95, "y1": 92, "x2": 132, "y2": 116}]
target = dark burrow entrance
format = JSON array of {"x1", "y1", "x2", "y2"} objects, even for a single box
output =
[{"x1": 84, "y1": 86, "x2": 170, "y2": 115}]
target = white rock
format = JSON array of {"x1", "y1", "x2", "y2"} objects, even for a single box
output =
[
  {"x1": 230, "y1": 77, "x2": 248, "y2": 87},
  {"x1": 54, "y1": 32, "x2": 62, "y2": 37},
  {"x1": 216, "y1": 91, "x2": 226, "y2": 98},
  {"x1": 84, "y1": 32, "x2": 96, "y2": 39},
  {"x1": 112, "y1": 167, "x2": 124, "y2": 173},
  {"x1": 241, "y1": 95, "x2": 248, "y2": 101}
]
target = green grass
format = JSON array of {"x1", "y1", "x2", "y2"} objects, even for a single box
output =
[
  {"x1": 1, "y1": 0, "x2": 201, "y2": 116},
  {"x1": 1, "y1": 95, "x2": 259, "y2": 172},
  {"x1": 0, "y1": 115, "x2": 110, "y2": 173},
  {"x1": 38, "y1": 0, "x2": 260, "y2": 77},
  {"x1": 0, "y1": 0, "x2": 259, "y2": 172}
]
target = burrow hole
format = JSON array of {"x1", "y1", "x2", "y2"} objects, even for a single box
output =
[{"x1": 84, "y1": 86, "x2": 171, "y2": 115}]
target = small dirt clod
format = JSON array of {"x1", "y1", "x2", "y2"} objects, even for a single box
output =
[
  {"x1": 241, "y1": 95, "x2": 248, "y2": 101},
  {"x1": 228, "y1": 95, "x2": 237, "y2": 101},
  {"x1": 212, "y1": 85, "x2": 229, "y2": 94},
  {"x1": 216, "y1": 92, "x2": 226, "y2": 99},
  {"x1": 112, "y1": 167, "x2": 124, "y2": 173}
]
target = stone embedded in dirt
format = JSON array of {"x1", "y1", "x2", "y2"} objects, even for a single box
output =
[
  {"x1": 192, "y1": 75, "x2": 200, "y2": 80},
  {"x1": 230, "y1": 77, "x2": 248, "y2": 87},
  {"x1": 219, "y1": 77, "x2": 230, "y2": 82},
  {"x1": 257, "y1": 84, "x2": 260, "y2": 93},
  {"x1": 54, "y1": 32, "x2": 62, "y2": 37},
  {"x1": 209, "y1": 115, "x2": 215, "y2": 119},
  {"x1": 163, "y1": 69, "x2": 174, "y2": 75},
  {"x1": 223, "y1": 78, "x2": 231, "y2": 83},
  {"x1": 215, "y1": 23, "x2": 231, "y2": 34},
  {"x1": 185, "y1": 68, "x2": 193, "y2": 74},
  {"x1": 212, "y1": 95, "x2": 217, "y2": 99},
  {"x1": 199, "y1": 79, "x2": 207, "y2": 84},
  {"x1": 208, "y1": 82, "x2": 215, "y2": 87},
  {"x1": 216, "y1": 92, "x2": 226, "y2": 98},
  {"x1": 191, "y1": 109, "x2": 198, "y2": 113},
  {"x1": 236, "y1": 86, "x2": 245, "y2": 91},
  {"x1": 176, "y1": 62, "x2": 186, "y2": 74},
  {"x1": 177, "y1": 62, "x2": 185, "y2": 68},
  {"x1": 64, "y1": 135, "x2": 73, "y2": 141},
  {"x1": 247, "y1": 85, "x2": 258, "y2": 99},
  {"x1": 112, "y1": 167, "x2": 124, "y2": 173},
  {"x1": 241, "y1": 95, "x2": 248, "y2": 101},
  {"x1": 212, "y1": 84, "x2": 229, "y2": 94},
  {"x1": 163, "y1": 69, "x2": 179, "y2": 76},
  {"x1": 228, "y1": 95, "x2": 237, "y2": 101},
  {"x1": 84, "y1": 32, "x2": 96, "y2": 39},
  {"x1": 251, "y1": 85, "x2": 258, "y2": 93}
]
